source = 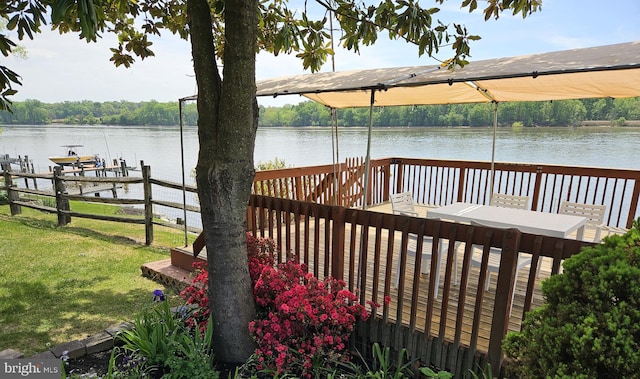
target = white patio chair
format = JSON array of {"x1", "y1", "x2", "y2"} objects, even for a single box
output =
[
  {"x1": 394, "y1": 232, "x2": 447, "y2": 299},
  {"x1": 489, "y1": 192, "x2": 529, "y2": 209},
  {"x1": 390, "y1": 192, "x2": 419, "y2": 217},
  {"x1": 535, "y1": 201, "x2": 608, "y2": 277},
  {"x1": 457, "y1": 220, "x2": 531, "y2": 315},
  {"x1": 558, "y1": 201, "x2": 606, "y2": 243}
]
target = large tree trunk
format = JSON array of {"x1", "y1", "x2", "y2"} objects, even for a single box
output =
[{"x1": 188, "y1": 0, "x2": 258, "y2": 364}]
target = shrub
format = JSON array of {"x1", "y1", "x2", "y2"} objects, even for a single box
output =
[
  {"x1": 503, "y1": 219, "x2": 640, "y2": 378},
  {"x1": 182, "y1": 232, "x2": 370, "y2": 378},
  {"x1": 249, "y1": 260, "x2": 369, "y2": 377},
  {"x1": 180, "y1": 233, "x2": 277, "y2": 332},
  {"x1": 112, "y1": 299, "x2": 218, "y2": 378},
  {"x1": 179, "y1": 261, "x2": 210, "y2": 332}
]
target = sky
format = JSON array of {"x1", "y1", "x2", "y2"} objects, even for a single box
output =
[{"x1": 6, "y1": 0, "x2": 640, "y2": 107}]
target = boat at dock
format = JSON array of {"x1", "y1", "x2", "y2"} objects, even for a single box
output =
[{"x1": 48, "y1": 145, "x2": 100, "y2": 167}]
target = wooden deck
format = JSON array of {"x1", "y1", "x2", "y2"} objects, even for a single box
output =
[
  {"x1": 149, "y1": 199, "x2": 624, "y2": 371},
  {"x1": 352, "y1": 202, "x2": 622, "y2": 353}
]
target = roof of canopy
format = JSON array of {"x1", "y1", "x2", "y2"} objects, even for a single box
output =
[{"x1": 255, "y1": 41, "x2": 640, "y2": 108}]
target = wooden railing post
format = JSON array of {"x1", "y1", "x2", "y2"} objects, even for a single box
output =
[
  {"x1": 627, "y1": 179, "x2": 640, "y2": 228},
  {"x1": 330, "y1": 205, "x2": 346, "y2": 280},
  {"x1": 4, "y1": 170, "x2": 21, "y2": 215},
  {"x1": 457, "y1": 167, "x2": 466, "y2": 203},
  {"x1": 382, "y1": 160, "x2": 391, "y2": 202},
  {"x1": 142, "y1": 165, "x2": 153, "y2": 246},
  {"x1": 394, "y1": 160, "x2": 404, "y2": 194},
  {"x1": 488, "y1": 227, "x2": 522, "y2": 373},
  {"x1": 53, "y1": 166, "x2": 70, "y2": 225},
  {"x1": 530, "y1": 165, "x2": 544, "y2": 211},
  {"x1": 247, "y1": 198, "x2": 257, "y2": 234}
]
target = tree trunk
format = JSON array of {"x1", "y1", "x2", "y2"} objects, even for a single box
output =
[{"x1": 188, "y1": 0, "x2": 258, "y2": 364}]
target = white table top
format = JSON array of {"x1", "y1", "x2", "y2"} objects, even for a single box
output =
[{"x1": 427, "y1": 202, "x2": 588, "y2": 238}]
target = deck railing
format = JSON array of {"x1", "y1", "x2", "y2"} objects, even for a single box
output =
[
  {"x1": 253, "y1": 157, "x2": 640, "y2": 229},
  {"x1": 246, "y1": 195, "x2": 593, "y2": 377}
]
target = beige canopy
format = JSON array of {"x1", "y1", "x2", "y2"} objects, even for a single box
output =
[
  {"x1": 255, "y1": 41, "x2": 640, "y2": 212},
  {"x1": 257, "y1": 41, "x2": 640, "y2": 107}
]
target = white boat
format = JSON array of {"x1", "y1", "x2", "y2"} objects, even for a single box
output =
[{"x1": 49, "y1": 145, "x2": 99, "y2": 166}]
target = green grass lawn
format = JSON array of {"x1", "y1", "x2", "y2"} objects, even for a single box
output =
[{"x1": 0, "y1": 202, "x2": 196, "y2": 356}]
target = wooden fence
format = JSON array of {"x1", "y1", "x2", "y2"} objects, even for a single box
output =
[{"x1": 1, "y1": 165, "x2": 199, "y2": 245}]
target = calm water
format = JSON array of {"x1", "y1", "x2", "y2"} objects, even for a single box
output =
[
  {"x1": 1, "y1": 125, "x2": 638, "y2": 177},
  {"x1": 2, "y1": 124, "x2": 638, "y2": 229}
]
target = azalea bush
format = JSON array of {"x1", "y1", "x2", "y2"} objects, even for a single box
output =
[
  {"x1": 181, "y1": 232, "x2": 370, "y2": 378},
  {"x1": 179, "y1": 261, "x2": 210, "y2": 331},
  {"x1": 249, "y1": 260, "x2": 369, "y2": 377}
]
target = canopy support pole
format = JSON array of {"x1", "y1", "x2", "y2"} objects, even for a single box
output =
[
  {"x1": 490, "y1": 102, "x2": 498, "y2": 198},
  {"x1": 330, "y1": 108, "x2": 340, "y2": 206},
  {"x1": 362, "y1": 90, "x2": 375, "y2": 210},
  {"x1": 357, "y1": 89, "x2": 376, "y2": 292},
  {"x1": 466, "y1": 81, "x2": 499, "y2": 202},
  {"x1": 178, "y1": 97, "x2": 189, "y2": 247}
]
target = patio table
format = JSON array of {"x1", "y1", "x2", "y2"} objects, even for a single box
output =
[{"x1": 427, "y1": 202, "x2": 587, "y2": 240}]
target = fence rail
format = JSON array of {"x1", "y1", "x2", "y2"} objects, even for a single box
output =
[{"x1": 1, "y1": 165, "x2": 201, "y2": 245}]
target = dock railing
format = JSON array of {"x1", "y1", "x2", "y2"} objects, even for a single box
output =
[{"x1": 253, "y1": 157, "x2": 640, "y2": 229}]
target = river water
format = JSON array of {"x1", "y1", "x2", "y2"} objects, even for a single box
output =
[
  {"x1": 2, "y1": 124, "x2": 638, "y2": 229},
  {"x1": 2, "y1": 124, "x2": 638, "y2": 176}
]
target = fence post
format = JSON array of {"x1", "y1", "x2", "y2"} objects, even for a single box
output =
[
  {"x1": 22, "y1": 155, "x2": 30, "y2": 189},
  {"x1": 142, "y1": 165, "x2": 153, "y2": 246},
  {"x1": 54, "y1": 166, "x2": 70, "y2": 226},
  {"x1": 530, "y1": 165, "x2": 544, "y2": 211},
  {"x1": 487, "y1": 227, "x2": 522, "y2": 374},
  {"x1": 394, "y1": 160, "x2": 404, "y2": 194},
  {"x1": 627, "y1": 178, "x2": 640, "y2": 229},
  {"x1": 4, "y1": 170, "x2": 22, "y2": 215},
  {"x1": 330, "y1": 205, "x2": 346, "y2": 280}
]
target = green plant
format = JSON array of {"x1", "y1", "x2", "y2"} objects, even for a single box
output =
[
  {"x1": 38, "y1": 195, "x2": 57, "y2": 208},
  {"x1": 113, "y1": 300, "x2": 218, "y2": 378},
  {"x1": 254, "y1": 157, "x2": 292, "y2": 199},
  {"x1": 328, "y1": 342, "x2": 453, "y2": 378},
  {"x1": 421, "y1": 367, "x2": 454, "y2": 379},
  {"x1": 368, "y1": 343, "x2": 414, "y2": 378},
  {"x1": 503, "y1": 219, "x2": 640, "y2": 378},
  {"x1": 464, "y1": 363, "x2": 493, "y2": 379},
  {"x1": 255, "y1": 157, "x2": 289, "y2": 171}
]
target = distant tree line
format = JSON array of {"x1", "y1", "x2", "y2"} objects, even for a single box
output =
[
  {"x1": 1, "y1": 97, "x2": 639, "y2": 127},
  {"x1": 0, "y1": 100, "x2": 198, "y2": 126}
]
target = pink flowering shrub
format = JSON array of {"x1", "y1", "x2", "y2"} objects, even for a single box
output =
[
  {"x1": 179, "y1": 260, "x2": 209, "y2": 331},
  {"x1": 246, "y1": 233, "x2": 277, "y2": 283},
  {"x1": 181, "y1": 232, "x2": 372, "y2": 377},
  {"x1": 180, "y1": 233, "x2": 276, "y2": 330},
  {"x1": 249, "y1": 260, "x2": 369, "y2": 377}
]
